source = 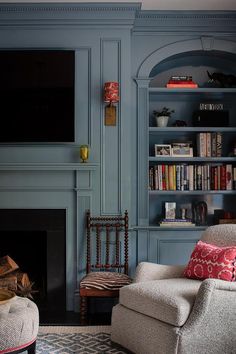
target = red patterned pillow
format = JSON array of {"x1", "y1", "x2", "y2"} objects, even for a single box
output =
[{"x1": 184, "y1": 240, "x2": 236, "y2": 281}]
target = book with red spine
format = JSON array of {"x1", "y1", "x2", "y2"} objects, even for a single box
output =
[
  {"x1": 220, "y1": 165, "x2": 226, "y2": 190},
  {"x1": 166, "y1": 83, "x2": 198, "y2": 88}
]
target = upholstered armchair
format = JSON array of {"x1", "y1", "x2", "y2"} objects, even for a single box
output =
[{"x1": 111, "y1": 224, "x2": 236, "y2": 354}]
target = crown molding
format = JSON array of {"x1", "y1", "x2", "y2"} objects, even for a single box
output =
[
  {"x1": 0, "y1": 3, "x2": 141, "y2": 13},
  {"x1": 0, "y1": 2, "x2": 141, "y2": 27},
  {"x1": 134, "y1": 10, "x2": 236, "y2": 34}
]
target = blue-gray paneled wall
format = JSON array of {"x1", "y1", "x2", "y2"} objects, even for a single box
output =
[
  {"x1": 0, "y1": 3, "x2": 137, "y2": 311},
  {"x1": 0, "y1": 4, "x2": 236, "y2": 311}
]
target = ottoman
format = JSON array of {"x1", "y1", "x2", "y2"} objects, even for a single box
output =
[{"x1": 0, "y1": 296, "x2": 39, "y2": 354}]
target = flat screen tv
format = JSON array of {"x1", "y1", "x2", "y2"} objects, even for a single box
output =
[{"x1": 0, "y1": 50, "x2": 75, "y2": 142}]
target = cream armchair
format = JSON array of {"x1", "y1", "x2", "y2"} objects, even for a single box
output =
[{"x1": 111, "y1": 224, "x2": 236, "y2": 354}]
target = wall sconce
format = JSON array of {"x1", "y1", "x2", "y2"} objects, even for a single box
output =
[{"x1": 104, "y1": 82, "x2": 119, "y2": 126}]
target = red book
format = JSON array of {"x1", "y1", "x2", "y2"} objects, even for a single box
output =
[
  {"x1": 168, "y1": 80, "x2": 196, "y2": 84},
  {"x1": 220, "y1": 165, "x2": 226, "y2": 190},
  {"x1": 166, "y1": 83, "x2": 198, "y2": 88}
]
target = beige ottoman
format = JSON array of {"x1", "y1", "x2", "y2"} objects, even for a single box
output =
[{"x1": 0, "y1": 296, "x2": 39, "y2": 354}]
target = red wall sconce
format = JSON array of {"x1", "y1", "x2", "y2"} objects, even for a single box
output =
[{"x1": 104, "y1": 82, "x2": 119, "y2": 126}]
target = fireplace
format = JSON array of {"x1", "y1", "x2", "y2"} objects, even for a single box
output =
[{"x1": 0, "y1": 209, "x2": 66, "y2": 315}]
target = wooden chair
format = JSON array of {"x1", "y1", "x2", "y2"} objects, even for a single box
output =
[{"x1": 79, "y1": 210, "x2": 131, "y2": 323}]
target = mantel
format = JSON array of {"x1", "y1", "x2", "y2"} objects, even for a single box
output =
[{"x1": 0, "y1": 162, "x2": 99, "y2": 171}]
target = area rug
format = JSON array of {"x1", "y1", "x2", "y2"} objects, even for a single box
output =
[{"x1": 37, "y1": 326, "x2": 130, "y2": 353}]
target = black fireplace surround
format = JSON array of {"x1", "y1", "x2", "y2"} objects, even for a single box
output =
[{"x1": 0, "y1": 209, "x2": 66, "y2": 315}]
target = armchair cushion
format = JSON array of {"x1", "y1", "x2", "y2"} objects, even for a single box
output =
[
  {"x1": 119, "y1": 278, "x2": 201, "y2": 326},
  {"x1": 184, "y1": 240, "x2": 236, "y2": 281}
]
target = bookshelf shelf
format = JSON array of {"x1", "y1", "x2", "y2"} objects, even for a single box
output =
[
  {"x1": 149, "y1": 190, "x2": 236, "y2": 195},
  {"x1": 149, "y1": 157, "x2": 236, "y2": 162},
  {"x1": 149, "y1": 88, "x2": 236, "y2": 94},
  {"x1": 149, "y1": 127, "x2": 236, "y2": 133},
  {"x1": 134, "y1": 225, "x2": 207, "y2": 231}
]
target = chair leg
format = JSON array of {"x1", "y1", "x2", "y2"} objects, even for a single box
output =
[
  {"x1": 80, "y1": 296, "x2": 88, "y2": 324},
  {"x1": 28, "y1": 341, "x2": 36, "y2": 354}
]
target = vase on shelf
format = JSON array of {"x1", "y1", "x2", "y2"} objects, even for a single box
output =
[
  {"x1": 79, "y1": 145, "x2": 90, "y2": 163},
  {"x1": 153, "y1": 107, "x2": 174, "y2": 127},
  {"x1": 156, "y1": 116, "x2": 169, "y2": 127}
]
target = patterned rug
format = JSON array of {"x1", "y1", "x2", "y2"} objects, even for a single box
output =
[{"x1": 37, "y1": 326, "x2": 130, "y2": 354}]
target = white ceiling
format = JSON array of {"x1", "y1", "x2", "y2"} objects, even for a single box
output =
[{"x1": 0, "y1": 0, "x2": 236, "y2": 11}]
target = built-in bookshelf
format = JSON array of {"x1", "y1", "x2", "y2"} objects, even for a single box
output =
[{"x1": 148, "y1": 88, "x2": 236, "y2": 228}]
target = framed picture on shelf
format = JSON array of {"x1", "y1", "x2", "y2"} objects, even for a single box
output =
[
  {"x1": 171, "y1": 143, "x2": 193, "y2": 157},
  {"x1": 155, "y1": 144, "x2": 172, "y2": 156}
]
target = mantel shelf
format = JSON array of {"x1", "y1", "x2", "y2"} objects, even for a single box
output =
[{"x1": 0, "y1": 163, "x2": 99, "y2": 171}]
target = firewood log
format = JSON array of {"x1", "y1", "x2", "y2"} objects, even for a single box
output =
[
  {"x1": 0, "y1": 275, "x2": 17, "y2": 291},
  {"x1": 0, "y1": 255, "x2": 19, "y2": 277}
]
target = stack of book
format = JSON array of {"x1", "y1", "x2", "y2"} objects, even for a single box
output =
[
  {"x1": 166, "y1": 76, "x2": 198, "y2": 88},
  {"x1": 159, "y1": 219, "x2": 195, "y2": 227}
]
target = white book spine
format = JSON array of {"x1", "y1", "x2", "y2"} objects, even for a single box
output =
[{"x1": 189, "y1": 165, "x2": 194, "y2": 191}]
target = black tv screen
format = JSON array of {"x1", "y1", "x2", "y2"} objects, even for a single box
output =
[{"x1": 0, "y1": 50, "x2": 75, "y2": 142}]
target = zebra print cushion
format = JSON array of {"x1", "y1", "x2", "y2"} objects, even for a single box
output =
[{"x1": 80, "y1": 272, "x2": 132, "y2": 290}]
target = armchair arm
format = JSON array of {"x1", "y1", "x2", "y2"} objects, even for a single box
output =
[
  {"x1": 178, "y1": 279, "x2": 236, "y2": 354},
  {"x1": 134, "y1": 262, "x2": 186, "y2": 283}
]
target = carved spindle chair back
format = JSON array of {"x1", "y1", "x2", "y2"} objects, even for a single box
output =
[{"x1": 79, "y1": 210, "x2": 131, "y2": 323}]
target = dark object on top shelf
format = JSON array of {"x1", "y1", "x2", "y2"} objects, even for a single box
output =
[
  {"x1": 192, "y1": 110, "x2": 229, "y2": 127},
  {"x1": 207, "y1": 71, "x2": 236, "y2": 88},
  {"x1": 192, "y1": 201, "x2": 208, "y2": 226},
  {"x1": 172, "y1": 120, "x2": 187, "y2": 127}
]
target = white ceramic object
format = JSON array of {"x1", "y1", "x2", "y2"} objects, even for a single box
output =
[{"x1": 156, "y1": 115, "x2": 169, "y2": 127}]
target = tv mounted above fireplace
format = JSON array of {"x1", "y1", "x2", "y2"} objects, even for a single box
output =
[{"x1": 0, "y1": 50, "x2": 75, "y2": 143}]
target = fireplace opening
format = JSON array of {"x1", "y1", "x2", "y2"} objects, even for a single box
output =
[{"x1": 0, "y1": 209, "x2": 66, "y2": 316}]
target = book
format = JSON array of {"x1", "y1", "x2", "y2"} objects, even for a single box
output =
[
  {"x1": 225, "y1": 164, "x2": 232, "y2": 190},
  {"x1": 166, "y1": 83, "x2": 198, "y2": 88},
  {"x1": 219, "y1": 219, "x2": 236, "y2": 224},
  {"x1": 170, "y1": 76, "x2": 193, "y2": 81},
  {"x1": 160, "y1": 219, "x2": 195, "y2": 227},
  {"x1": 197, "y1": 133, "x2": 207, "y2": 157},
  {"x1": 199, "y1": 103, "x2": 224, "y2": 111},
  {"x1": 216, "y1": 133, "x2": 222, "y2": 157},
  {"x1": 165, "y1": 202, "x2": 176, "y2": 219},
  {"x1": 206, "y1": 132, "x2": 211, "y2": 157},
  {"x1": 220, "y1": 165, "x2": 226, "y2": 190},
  {"x1": 233, "y1": 167, "x2": 236, "y2": 190},
  {"x1": 211, "y1": 132, "x2": 217, "y2": 157},
  {"x1": 149, "y1": 167, "x2": 154, "y2": 190},
  {"x1": 161, "y1": 218, "x2": 193, "y2": 223}
]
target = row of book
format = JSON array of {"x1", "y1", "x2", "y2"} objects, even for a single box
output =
[
  {"x1": 197, "y1": 132, "x2": 222, "y2": 157},
  {"x1": 166, "y1": 75, "x2": 198, "y2": 89},
  {"x1": 149, "y1": 164, "x2": 236, "y2": 191}
]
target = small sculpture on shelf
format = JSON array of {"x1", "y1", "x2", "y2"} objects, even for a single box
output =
[
  {"x1": 192, "y1": 201, "x2": 208, "y2": 226},
  {"x1": 153, "y1": 107, "x2": 175, "y2": 127},
  {"x1": 207, "y1": 71, "x2": 236, "y2": 88},
  {"x1": 172, "y1": 119, "x2": 187, "y2": 127}
]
